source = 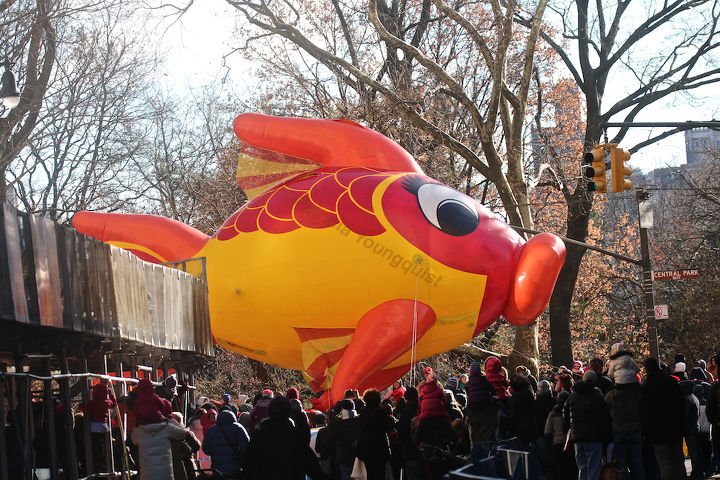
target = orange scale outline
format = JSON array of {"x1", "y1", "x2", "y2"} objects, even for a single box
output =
[
  {"x1": 307, "y1": 175, "x2": 346, "y2": 214},
  {"x1": 234, "y1": 208, "x2": 261, "y2": 233},
  {"x1": 345, "y1": 174, "x2": 390, "y2": 215},
  {"x1": 264, "y1": 185, "x2": 307, "y2": 221},
  {"x1": 291, "y1": 192, "x2": 339, "y2": 229}
]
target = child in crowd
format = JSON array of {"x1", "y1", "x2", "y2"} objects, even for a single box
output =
[{"x1": 608, "y1": 342, "x2": 640, "y2": 384}]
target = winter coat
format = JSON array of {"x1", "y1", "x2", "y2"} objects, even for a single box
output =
[
  {"x1": 563, "y1": 382, "x2": 610, "y2": 443},
  {"x1": 641, "y1": 371, "x2": 685, "y2": 444},
  {"x1": 417, "y1": 380, "x2": 448, "y2": 422},
  {"x1": 604, "y1": 382, "x2": 642, "y2": 433},
  {"x1": 244, "y1": 416, "x2": 322, "y2": 480},
  {"x1": 608, "y1": 352, "x2": 640, "y2": 385},
  {"x1": 706, "y1": 381, "x2": 720, "y2": 425},
  {"x1": 356, "y1": 406, "x2": 391, "y2": 464},
  {"x1": 289, "y1": 401, "x2": 311, "y2": 446},
  {"x1": 80, "y1": 383, "x2": 117, "y2": 425},
  {"x1": 330, "y1": 415, "x2": 361, "y2": 467},
  {"x1": 171, "y1": 430, "x2": 201, "y2": 480},
  {"x1": 202, "y1": 410, "x2": 250, "y2": 474},
  {"x1": 466, "y1": 366, "x2": 494, "y2": 410},
  {"x1": 131, "y1": 419, "x2": 187, "y2": 480},
  {"x1": 532, "y1": 394, "x2": 555, "y2": 438},
  {"x1": 544, "y1": 410, "x2": 566, "y2": 446},
  {"x1": 508, "y1": 375, "x2": 537, "y2": 444},
  {"x1": 680, "y1": 380, "x2": 700, "y2": 435},
  {"x1": 385, "y1": 385, "x2": 406, "y2": 403},
  {"x1": 396, "y1": 397, "x2": 419, "y2": 463},
  {"x1": 200, "y1": 410, "x2": 217, "y2": 436},
  {"x1": 189, "y1": 417, "x2": 210, "y2": 470},
  {"x1": 133, "y1": 378, "x2": 171, "y2": 426},
  {"x1": 484, "y1": 357, "x2": 510, "y2": 399},
  {"x1": 250, "y1": 397, "x2": 272, "y2": 431}
]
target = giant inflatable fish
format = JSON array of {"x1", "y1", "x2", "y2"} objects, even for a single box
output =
[{"x1": 73, "y1": 113, "x2": 566, "y2": 405}]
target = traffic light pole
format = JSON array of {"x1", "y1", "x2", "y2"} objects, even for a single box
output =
[{"x1": 636, "y1": 188, "x2": 660, "y2": 359}]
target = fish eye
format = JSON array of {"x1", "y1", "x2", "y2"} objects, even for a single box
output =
[{"x1": 416, "y1": 183, "x2": 479, "y2": 236}]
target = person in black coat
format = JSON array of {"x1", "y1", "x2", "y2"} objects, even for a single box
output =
[
  {"x1": 563, "y1": 370, "x2": 610, "y2": 480},
  {"x1": 508, "y1": 374, "x2": 537, "y2": 447},
  {"x1": 289, "y1": 398, "x2": 311, "y2": 445},
  {"x1": 356, "y1": 389, "x2": 392, "y2": 480},
  {"x1": 641, "y1": 357, "x2": 686, "y2": 480},
  {"x1": 244, "y1": 396, "x2": 323, "y2": 480},
  {"x1": 396, "y1": 387, "x2": 422, "y2": 480}
]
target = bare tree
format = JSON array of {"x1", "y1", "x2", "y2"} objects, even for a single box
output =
[
  {"x1": 519, "y1": 0, "x2": 720, "y2": 365},
  {"x1": 8, "y1": 5, "x2": 158, "y2": 221},
  {"x1": 0, "y1": 0, "x2": 57, "y2": 197}
]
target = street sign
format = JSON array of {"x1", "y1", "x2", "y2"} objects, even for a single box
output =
[
  {"x1": 652, "y1": 269, "x2": 700, "y2": 281},
  {"x1": 654, "y1": 304, "x2": 669, "y2": 320}
]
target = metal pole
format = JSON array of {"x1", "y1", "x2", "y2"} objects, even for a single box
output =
[
  {"x1": 42, "y1": 356, "x2": 59, "y2": 480},
  {"x1": 637, "y1": 188, "x2": 660, "y2": 359},
  {"x1": 59, "y1": 350, "x2": 78, "y2": 480},
  {"x1": 80, "y1": 350, "x2": 94, "y2": 476},
  {"x1": 0, "y1": 366, "x2": 8, "y2": 480}
]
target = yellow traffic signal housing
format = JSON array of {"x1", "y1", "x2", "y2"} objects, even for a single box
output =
[
  {"x1": 611, "y1": 147, "x2": 632, "y2": 192},
  {"x1": 583, "y1": 147, "x2": 607, "y2": 193}
]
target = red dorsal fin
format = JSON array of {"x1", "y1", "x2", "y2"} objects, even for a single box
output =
[
  {"x1": 233, "y1": 113, "x2": 422, "y2": 200},
  {"x1": 72, "y1": 212, "x2": 210, "y2": 263}
]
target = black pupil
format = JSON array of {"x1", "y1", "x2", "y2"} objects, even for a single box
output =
[{"x1": 436, "y1": 200, "x2": 478, "y2": 236}]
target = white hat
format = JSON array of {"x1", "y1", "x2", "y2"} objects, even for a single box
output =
[
  {"x1": 197, "y1": 395, "x2": 209, "y2": 406},
  {"x1": 238, "y1": 394, "x2": 249, "y2": 406},
  {"x1": 674, "y1": 362, "x2": 686, "y2": 373}
]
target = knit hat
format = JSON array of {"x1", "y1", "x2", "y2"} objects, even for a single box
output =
[
  {"x1": 674, "y1": 362, "x2": 687, "y2": 373},
  {"x1": 582, "y1": 370, "x2": 597, "y2": 384},
  {"x1": 424, "y1": 366, "x2": 433, "y2": 375},
  {"x1": 610, "y1": 342, "x2": 628, "y2": 357},
  {"x1": 445, "y1": 377, "x2": 459, "y2": 389},
  {"x1": 221, "y1": 393, "x2": 231, "y2": 404},
  {"x1": 286, "y1": 387, "x2": 300, "y2": 400},
  {"x1": 572, "y1": 360, "x2": 583, "y2": 370},
  {"x1": 197, "y1": 396, "x2": 209, "y2": 407},
  {"x1": 262, "y1": 389, "x2": 273, "y2": 398}
]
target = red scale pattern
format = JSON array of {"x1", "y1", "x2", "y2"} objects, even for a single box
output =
[{"x1": 214, "y1": 167, "x2": 392, "y2": 240}]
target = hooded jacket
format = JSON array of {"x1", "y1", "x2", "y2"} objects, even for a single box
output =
[
  {"x1": 484, "y1": 357, "x2": 510, "y2": 399},
  {"x1": 250, "y1": 397, "x2": 272, "y2": 432},
  {"x1": 417, "y1": 379, "x2": 448, "y2": 422},
  {"x1": 466, "y1": 364, "x2": 494, "y2": 409},
  {"x1": 202, "y1": 410, "x2": 250, "y2": 474},
  {"x1": 563, "y1": 381, "x2": 610, "y2": 443},
  {"x1": 134, "y1": 378, "x2": 172, "y2": 426},
  {"x1": 608, "y1": 351, "x2": 640, "y2": 385},
  {"x1": 131, "y1": 419, "x2": 187, "y2": 480},
  {"x1": 80, "y1": 383, "x2": 117, "y2": 424}
]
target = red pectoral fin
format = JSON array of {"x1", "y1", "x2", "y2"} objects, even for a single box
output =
[
  {"x1": 329, "y1": 300, "x2": 436, "y2": 404},
  {"x1": 503, "y1": 232, "x2": 566, "y2": 325}
]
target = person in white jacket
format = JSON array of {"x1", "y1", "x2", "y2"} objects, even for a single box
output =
[
  {"x1": 131, "y1": 418, "x2": 187, "y2": 480},
  {"x1": 607, "y1": 342, "x2": 640, "y2": 384}
]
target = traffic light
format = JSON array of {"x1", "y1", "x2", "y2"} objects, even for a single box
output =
[
  {"x1": 611, "y1": 146, "x2": 632, "y2": 192},
  {"x1": 583, "y1": 146, "x2": 607, "y2": 193}
]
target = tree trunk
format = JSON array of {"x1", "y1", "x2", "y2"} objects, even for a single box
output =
[
  {"x1": 548, "y1": 190, "x2": 592, "y2": 367},
  {"x1": 508, "y1": 322, "x2": 539, "y2": 376}
]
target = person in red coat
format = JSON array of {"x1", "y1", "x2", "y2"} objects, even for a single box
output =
[
  {"x1": 80, "y1": 382, "x2": 117, "y2": 472},
  {"x1": 484, "y1": 356, "x2": 510, "y2": 400},
  {"x1": 385, "y1": 380, "x2": 406, "y2": 404},
  {"x1": 417, "y1": 367, "x2": 448, "y2": 422}
]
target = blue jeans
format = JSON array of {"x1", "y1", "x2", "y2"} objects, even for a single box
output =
[
  {"x1": 574, "y1": 442, "x2": 602, "y2": 480},
  {"x1": 614, "y1": 431, "x2": 644, "y2": 480}
]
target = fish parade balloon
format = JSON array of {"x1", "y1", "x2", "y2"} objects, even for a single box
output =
[{"x1": 73, "y1": 113, "x2": 566, "y2": 406}]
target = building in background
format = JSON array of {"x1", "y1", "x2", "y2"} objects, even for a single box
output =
[{"x1": 685, "y1": 128, "x2": 720, "y2": 165}]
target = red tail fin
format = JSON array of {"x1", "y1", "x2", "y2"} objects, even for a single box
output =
[{"x1": 72, "y1": 211, "x2": 209, "y2": 263}]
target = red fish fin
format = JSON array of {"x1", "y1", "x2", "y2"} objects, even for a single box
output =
[
  {"x1": 328, "y1": 300, "x2": 436, "y2": 405},
  {"x1": 72, "y1": 211, "x2": 209, "y2": 264},
  {"x1": 503, "y1": 233, "x2": 566, "y2": 325},
  {"x1": 233, "y1": 114, "x2": 423, "y2": 180}
]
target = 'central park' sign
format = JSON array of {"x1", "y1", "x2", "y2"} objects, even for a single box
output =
[{"x1": 652, "y1": 269, "x2": 700, "y2": 281}]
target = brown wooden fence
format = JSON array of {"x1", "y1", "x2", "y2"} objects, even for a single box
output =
[{"x1": 0, "y1": 203, "x2": 212, "y2": 356}]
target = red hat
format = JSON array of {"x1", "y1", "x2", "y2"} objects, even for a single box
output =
[{"x1": 424, "y1": 367, "x2": 433, "y2": 375}]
